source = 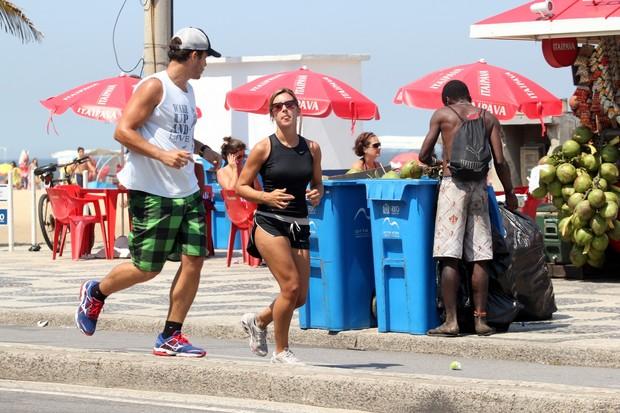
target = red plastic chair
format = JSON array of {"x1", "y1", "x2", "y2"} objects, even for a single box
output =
[
  {"x1": 46, "y1": 187, "x2": 109, "y2": 260},
  {"x1": 202, "y1": 184, "x2": 215, "y2": 256},
  {"x1": 221, "y1": 189, "x2": 260, "y2": 267}
]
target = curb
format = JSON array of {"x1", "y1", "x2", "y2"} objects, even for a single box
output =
[
  {"x1": 3, "y1": 309, "x2": 620, "y2": 369},
  {"x1": 1, "y1": 344, "x2": 619, "y2": 413}
]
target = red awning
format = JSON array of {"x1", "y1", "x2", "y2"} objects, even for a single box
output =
[{"x1": 470, "y1": 0, "x2": 620, "y2": 41}]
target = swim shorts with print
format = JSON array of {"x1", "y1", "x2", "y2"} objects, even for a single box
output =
[
  {"x1": 128, "y1": 190, "x2": 206, "y2": 272},
  {"x1": 432, "y1": 177, "x2": 492, "y2": 262}
]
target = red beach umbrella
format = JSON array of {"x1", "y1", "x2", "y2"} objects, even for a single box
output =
[
  {"x1": 394, "y1": 59, "x2": 562, "y2": 128},
  {"x1": 225, "y1": 66, "x2": 380, "y2": 126},
  {"x1": 40, "y1": 73, "x2": 141, "y2": 132}
]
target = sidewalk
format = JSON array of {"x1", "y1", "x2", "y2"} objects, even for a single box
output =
[{"x1": 1, "y1": 246, "x2": 620, "y2": 368}]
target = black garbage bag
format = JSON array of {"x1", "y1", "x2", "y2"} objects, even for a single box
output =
[{"x1": 500, "y1": 207, "x2": 557, "y2": 321}]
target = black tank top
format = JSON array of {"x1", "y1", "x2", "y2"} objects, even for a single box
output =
[{"x1": 258, "y1": 134, "x2": 314, "y2": 218}]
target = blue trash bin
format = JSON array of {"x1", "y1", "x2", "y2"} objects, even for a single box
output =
[
  {"x1": 365, "y1": 178, "x2": 440, "y2": 334},
  {"x1": 211, "y1": 184, "x2": 241, "y2": 249},
  {"x1": 298, "y1": 180, "x2": 376, "y2": 331}
]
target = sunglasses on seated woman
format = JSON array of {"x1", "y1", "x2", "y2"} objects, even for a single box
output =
[
  {"x1": 368, "y1": 142, "x2": 381, "y2": 149},
  {"x1": 271, "y1": 100, "x2": 298, "y2": 111}
]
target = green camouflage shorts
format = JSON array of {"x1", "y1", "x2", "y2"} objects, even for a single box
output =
[{"x1": 128, "y1": 190, "x2": 206, "y2": 272}]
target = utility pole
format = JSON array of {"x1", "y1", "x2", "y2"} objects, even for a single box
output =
[{"x1": 143, "y1": 0, "x2": 173, "y2": 76}]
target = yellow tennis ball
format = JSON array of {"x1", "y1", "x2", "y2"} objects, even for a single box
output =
[{"x1": 449, "y1": 361, "x2": 462, "y2": 370}]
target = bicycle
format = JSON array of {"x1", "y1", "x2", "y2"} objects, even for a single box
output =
[{"x1": 34, "y1": 157, "x2": 92, "y2": 251}]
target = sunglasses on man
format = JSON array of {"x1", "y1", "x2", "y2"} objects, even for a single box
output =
[{"x1": 271, "y1": 100, "x2": 298, "y2": 112}]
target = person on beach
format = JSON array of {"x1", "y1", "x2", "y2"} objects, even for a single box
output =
[
  {"x1": 216, "y1": 136, "x2": 261, "y2": 191},
  {"x1": 236, "y1": 88, "x2": 323, "y2": 364},
  {"x1": 216, "y1": 136, "x2": 247, "y2": 190},
  {"x1": 419, "y1": 80, "x2": 517, "y2": 337},
  {"x1": 75, "y1": 27, "x2": 221, "y2": 357},
  {"x1": 350, "y1": 132, "x2": 382, "y2": 171},
  {"x1": 68, "y1": 147, "x2": 97, "y2": 187}
]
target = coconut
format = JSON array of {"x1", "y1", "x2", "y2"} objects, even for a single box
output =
[
  {"x1": 595, "y1": 177, "x2": 608, "y2": 191},
  {"x1": 587, "y1": 247, "x2": 605, "y2": 261},
  {"x1": 573, "y1": 126, "x2": 593, "y2": 144},
  {"x1": 560, "y1": 203, "x2": 572, "y2": 218},
  {"x1": 604, "y1": 191, "x2": 619, "y2": 206},
  {"x1": 600, "y1": 163, "x2": 619, "y2": 184},
  {"x1": 346, "y1": 168, "x2": 362, "y2": 174},
  {"x1": 579, "y1": 153, "x2": 599, "y2": 173},
  {"x1": 573, "y1": 173, "x2": 593, "y2": 193},
  {"x1": 567, "y1": 192, "x2": 585, "y2": 211},
  {"x1": 601, "y1": 144, "x2": 619, "y2": 163},
  {"x1": 590, "y1": 214, "x2": 608, "y2": 236},
  {"x1": 574, "y1": 228, "x2": 594, "y2": 246},
  {"x1": 575, "y1": 199, "x2": 594, "y2": 221},
  {"x1": 531, "y1": 185, "x2": 548, "y2": 199},
  {"x1": 572, "y1": 213, "x2": 587, "y2": 229},
  {"x1": 562, "y1": 139, "x2": 581, "y2": 159},
  {"x1": 400, "y1": 160, "x2": 422, "y2": 179},
  {"x1": 552, "y1": 196, "x2": 565, "y2": 209},
  {"x1": 547, "y1": 180, "x2": 563, "y2": 197},
  {"x1": 587, "y1": 188, "x2": 606, "y2": 209},
  {"x1": 569, "y1": 245, "x2": 587, "y2": 267},
  {"x1": 600, "y1": 201, "x2": 619, "y2": 219},
  {"x1": 538, "y1": 156, "x2": 550, "y2": 166},
  {"x1": 539, "y1": 164, "x2": 556, "y2": 184},
  {"x1": 587, "y1": 256, "x2": 605, "y2": 269},
  {"x1": 556, "y1": 163, "x2": 577, "y2": 184},
  {"x1": 609, "y1": 220, "x2": 620, "y2": 241},
  {"x1": 561, "y1": 186, "x2": 575, "y2": 200},
  {"x1": 381, "y1": 170, "x2": 400, "y2": 179},
  {"x1": 591, "y1": 233, "x2": 609, "y2": 251},
  {"x1": 558, "y1": 217, "x2": 573, "y2": 241}
]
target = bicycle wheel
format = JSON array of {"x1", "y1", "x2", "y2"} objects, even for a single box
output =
[{"x1": 38, "y1": 194, "x2": 56, "y2": 251}]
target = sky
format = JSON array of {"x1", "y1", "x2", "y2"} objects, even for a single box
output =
[{"x1": 1, "y1": 0, "x2": 575, "y2": 161}]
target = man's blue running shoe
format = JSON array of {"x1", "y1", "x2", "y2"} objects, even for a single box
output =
[
  {"x1": 75, "y1": 280, "x2": 104, "y2": 336},
  {"x1": 153, "y1": 331, "x2": 206, "y2": 357}
]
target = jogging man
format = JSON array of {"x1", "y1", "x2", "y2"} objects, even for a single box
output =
[{"x1": 75, "y1": 27, "x2": 221, "y2": 357}]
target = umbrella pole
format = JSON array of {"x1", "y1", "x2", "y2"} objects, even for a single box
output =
[{"x1": 298, "y1": 115, "x2": 303, "y2": 136}]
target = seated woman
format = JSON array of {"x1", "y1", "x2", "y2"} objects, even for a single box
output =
[
  {"x1": 351, "y1": 132, "x2": 382, "y2": 171},
  {"x1": 217, "y1": 137, "x2": 261, "y2": 190}
]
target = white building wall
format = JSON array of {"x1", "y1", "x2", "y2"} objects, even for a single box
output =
[{"x1": 190, "y1": 54, "x2": 371, "y2": 170}]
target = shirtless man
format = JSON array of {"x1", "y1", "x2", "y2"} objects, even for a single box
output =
[
  {"x1": 419, "y1": 80, "x2": 517, "y2": 337},
  {"x1": 71, "y1": 147, "x2": 96, "y2": 186}
]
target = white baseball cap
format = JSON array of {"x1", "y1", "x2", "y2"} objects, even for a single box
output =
[{"x1": 172, "y1": 27, "x2": 221, "y2": 57}]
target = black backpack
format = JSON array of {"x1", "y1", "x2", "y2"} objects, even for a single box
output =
[{"x1": 447, "y1": 106, "x2": 492, "y2": 181}]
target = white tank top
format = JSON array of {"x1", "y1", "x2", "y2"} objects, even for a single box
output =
[{"x1": 117, "y1": 70, "x2": 198, "y2": 198}]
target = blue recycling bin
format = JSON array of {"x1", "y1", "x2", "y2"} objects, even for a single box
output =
[
  {"x1": 365, "y1": 178, "x2": 440, "y2": 334},
  {"x1": 298, "y1": 180, "x2": 376, "y2": 331},
  {"x1": 211, "y1": 183, "x2": 241, "y2": 249}
]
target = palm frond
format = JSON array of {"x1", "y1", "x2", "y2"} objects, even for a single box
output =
[{"x1": 0, "y1": 0, "x2": 43, "y2": 43}]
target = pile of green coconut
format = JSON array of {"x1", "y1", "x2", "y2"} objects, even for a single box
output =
[
  {"x1": 346, "y1": 160, "x2": 439, "y2": 179},
  {"x1": 531, "y1": 125, "x2": 620, "y2": 268}
]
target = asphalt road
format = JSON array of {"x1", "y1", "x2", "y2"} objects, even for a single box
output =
[{"x1": 2, "y1": 325, "x2": 620, "y2": 390}]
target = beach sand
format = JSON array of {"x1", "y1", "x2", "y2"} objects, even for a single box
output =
[{"x1": 0, "y1": 188, "x2": 129, "y2": 248}]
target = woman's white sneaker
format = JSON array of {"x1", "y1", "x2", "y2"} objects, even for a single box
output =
[
  {"x1": 240, "y1": 313, "x2": 268, "y2": 357},
  {"x1": 270, "y1": 348, "x2": 304, "y2": 365}
]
